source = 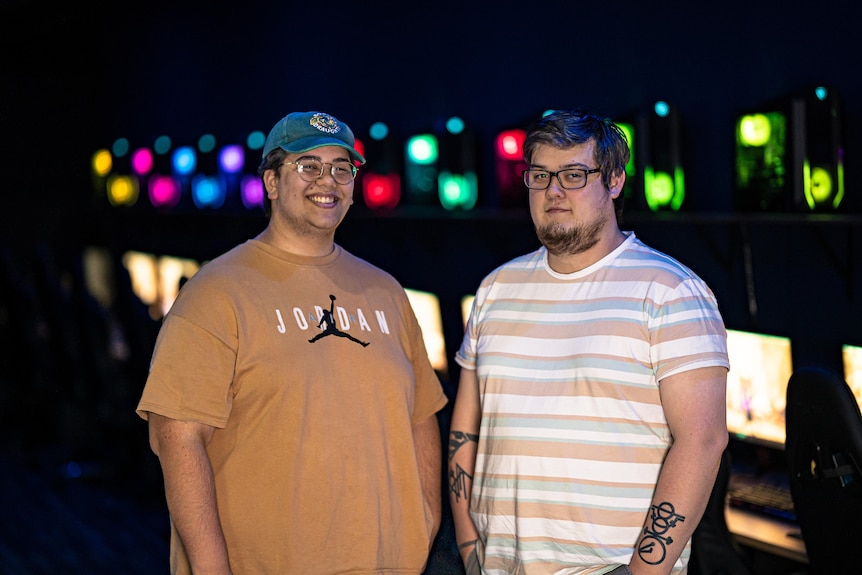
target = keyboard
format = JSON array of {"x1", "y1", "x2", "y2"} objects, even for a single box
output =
[{"x1": 727, "y1": 480, "x2": 796, "y2": 522}]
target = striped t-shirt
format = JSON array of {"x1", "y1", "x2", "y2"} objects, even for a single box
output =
[{"x1": 455, "y1": 232, "x2": 728, "y2": 575}]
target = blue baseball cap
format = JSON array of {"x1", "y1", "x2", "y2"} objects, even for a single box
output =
[{"x1": 262, "y1": 111, "x2": 366, "y2": 165}]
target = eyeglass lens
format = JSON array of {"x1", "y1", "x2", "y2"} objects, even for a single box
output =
[{"x1": 294, "y1": 161, "x2": 356, "y2": 184}]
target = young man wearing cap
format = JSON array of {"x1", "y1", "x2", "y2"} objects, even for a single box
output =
[{"x1": 137, "y1": 111, "x2": 448, "y2": 575}]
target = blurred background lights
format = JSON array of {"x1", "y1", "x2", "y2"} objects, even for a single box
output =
[
  {"x1": 131, "y1": 148, "x2": 153, "y2": 175},
  {"x1": 738, "y1": 114, "x2": 772, "y2": 147},
  {"x1": 246, "y1": 130, "x2": 266, "y2": 150},
  {"x1": 241, "y1": 176, "x2": 264, "y2": 209},
  {"x1": 219, "y1": 145, "x2": 244, "y2": 173},
  {"x1": 654, "y1": 101, "x2": 670, "y2": 117},
  {"x1": 439, "y1": 171, "x2": 478, "y2": 210},
  {"x1": 172, "y1": 146, "x2": 197, "y2": 176},
  {"x1": 495, "y1": 129, "x2": 524, "y2": 160},
  {"x1": 154, "y1": 135, "x2": 172, "y2": 155},
  {"x1": 815, "y1": 86, "x2": 828, "y2": 101},
  {"x1": 809, "y1": 166, "x2": 832, "y2": 203},
  {"x1": 149, "y1": 175, "x2": 181, "y2": 208},
  {"x1": 198, "y1": 134, "x2": 216, "y2": 154},
  {"x1": 353, "y1": 138, "x2": 365, "y2": 161},
  {"x1": 617, "y1": 122, "x2": 636, "y2": 178},
  {"x1": 363, "y1": 173, "x2": 401, "y2": 209},
  {"x1": 107, "y1": 175, "x2": 139, "y2": 207},
  {"x1": 407, "y1": 135, "x2": 438, "y2": 164},
  {"x1": 92, "y1": 149, "x2": 112, "y2": 177},
  {"x1": 369, "y1": 122, "x2": 389, "y2": 140},
  {"x1": 445, "y1": 116, "x2": 465, "y2": 135},
  {"x1": 112, "y1": 138, "x2": 129, "y2": 158},
  {"x1": 192, "y1": 175, "x2": 225, "y2": 209}
]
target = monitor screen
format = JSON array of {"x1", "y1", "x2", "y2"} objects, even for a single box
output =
[
  {"x1": 461, "y1": 294, "x2": 475, "y2": 330},
  {"x1": 725, "y1": 329, "x2": 794, "y2": 449},
  {"x1": 404, "y1": 288, "x2": 448, "y2": 377},
  {"x1": 843, "y1": 344, "x2": 862, "y2": 410}
]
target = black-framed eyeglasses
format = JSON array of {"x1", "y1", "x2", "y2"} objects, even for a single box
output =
[
  {"x1": 281, "y1": 160, "x2": 358, "y2": 185},
  {"x1": 523, "y1": 168, "x2": 601, "y2": 190}
]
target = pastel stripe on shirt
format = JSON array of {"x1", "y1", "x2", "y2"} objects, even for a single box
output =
[{"x1": 455, "y1": 232, "x2": 728, "y2": 575}]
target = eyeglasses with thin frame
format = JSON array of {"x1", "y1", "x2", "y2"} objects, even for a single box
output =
[
  {"x1": 281, "y1": 160, "x2": 358, "y2": 185},
  {"x1": 523, "y1": 167, "x2": 601, "y2": 190}
]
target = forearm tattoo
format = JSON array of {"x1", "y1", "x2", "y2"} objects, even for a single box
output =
[
  {"x1": 448, "y1": 430, "x2": 478, "y2": 503},
  {"x1": 636, "y1": 501, "x2": 686, "y2": 566},
  {"x1": 448, "y1": 430, "x2": 478, "y2": 461}
]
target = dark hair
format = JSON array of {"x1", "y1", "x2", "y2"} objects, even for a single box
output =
[
  {"x1": 257, "y1": 148, "x2": 288, "y2": 217},
  {"x1": 523, "y1": 110, "x2": 630, "y2": 218}
]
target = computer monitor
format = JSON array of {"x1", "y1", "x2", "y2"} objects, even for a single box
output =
[
  {"x1": 842, "y1": 344, "x2": 862, "y2": 410},
  {"x1": 461, "y1": 294, "x2": 475, "y2": 330},
  {"x1": 725, "y1": 329, "x2": 794, "y2": 449},
  {"x1": 404, "y1": 288, "x2": 448, "y2": 377}
]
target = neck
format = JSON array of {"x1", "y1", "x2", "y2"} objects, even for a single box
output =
[
  {"x1": 256, "y1": 225, "x2": 336, "y2": 258},
  {"x1": 546, "y1": 228, "x2": 627, "y2": 274}
]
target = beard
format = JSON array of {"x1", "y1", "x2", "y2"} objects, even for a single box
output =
[{"x1": 535, "y1": 212, "x2": 607, "y2": 257}]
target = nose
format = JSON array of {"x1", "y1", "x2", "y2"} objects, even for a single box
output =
[
  {"x1": 545, "y1": 175, "x2": 566, "y2": 197},
  {"x1": 315, "y1": 163, "x2": 337, "y2": 183}
]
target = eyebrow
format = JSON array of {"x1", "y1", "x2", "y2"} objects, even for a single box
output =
[
  {"x1": 528, "y1": 161, "x2": 590, "y2": 170},
  {"x1": 296, "y1": 154, "x2": 352, "y2": 164}
]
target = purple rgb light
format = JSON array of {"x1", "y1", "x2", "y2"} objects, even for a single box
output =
[
  {"x1": 219, "y1": 145, "x2": 245, "y2": 174},
  {"x1": 241, "y1": 175, "x2": 264, "y2": 209}
]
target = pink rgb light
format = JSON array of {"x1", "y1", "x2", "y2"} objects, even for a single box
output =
[
  {"x1": 149, "y1": 175, "x2": 181, "y2": 208},
  {"x1": 131, "y1": 148, "x2": 154, "y2": 175}
]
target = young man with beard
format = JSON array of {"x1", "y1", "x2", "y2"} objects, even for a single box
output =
[{"x1": 448, "y1": 110, "x2": 729, "y2": 575}]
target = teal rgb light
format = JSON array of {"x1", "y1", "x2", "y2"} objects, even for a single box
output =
[
  {"x1": 246, "y1": 131, "x2": 266, "y2": 151},
  {"x1": 198, "y1": 134, "x2": 216, "y2": 154},
  {"x1": 445, "y1": 116, "x2": 465, "y2": 135},
  {"x1": 369, "y1": 122, "x2": 389, "y2": 140},
  {"x1": 405, "y1": 134, "x2": 439, "y2": 203},
  {"x1": 154, "y1": 135, "x2": 172, "y2": 155}
]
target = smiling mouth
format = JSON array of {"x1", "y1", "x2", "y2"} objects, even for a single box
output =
[{"x1": 309, "y1": 194, "x2": 338, "y2": 206}]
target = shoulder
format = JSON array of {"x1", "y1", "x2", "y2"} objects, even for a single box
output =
[
  {"x1": 616, "y1": 236, "x2": 708, "y2": 287},
  {"x1": 479, "y1": 247, "x2": 546, "y2": 287},
  {"x1": 336, "y1": 246, "x2": 402, "y2": 287}
]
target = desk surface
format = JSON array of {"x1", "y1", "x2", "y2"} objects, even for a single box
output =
[{"x1": 725, "y1": 506, "x2": 808, "y2": 564}]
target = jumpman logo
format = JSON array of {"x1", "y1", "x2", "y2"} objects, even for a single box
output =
[{"x1": 308, "y1": 294, "x2": 370, "y2": 347}]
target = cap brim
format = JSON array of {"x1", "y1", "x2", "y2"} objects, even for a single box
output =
[{"x1": 281, "y1": 137, "x2": 366, "y2": 165}]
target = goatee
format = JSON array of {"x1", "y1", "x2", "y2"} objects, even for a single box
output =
[{"x1": 535, "y1": 213, "x2": 606, "y2": 256}]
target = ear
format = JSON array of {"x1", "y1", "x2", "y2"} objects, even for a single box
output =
[
  {"x1": 608, "y1": 169, "x2": 626, "y2": 199},
  {"x1": 263, "y1": 169, "x2": 279, "y2": 198}
]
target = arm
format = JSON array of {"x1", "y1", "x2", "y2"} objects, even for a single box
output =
[
  {"x1": 448, "y1": 367, "x2": 482, "y2": 567},
  {"x1": 629, "y1": 366, "x2": 729, "y2": 575},
  {"x1": 148, "y1": 412, "x2": 233, "y2": 575},
  {"x1": 413, "y1": 413, "x2": 443, "y2": 542}
]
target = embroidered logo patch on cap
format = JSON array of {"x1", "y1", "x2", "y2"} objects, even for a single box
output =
[{"x1": 309, "y1": 113, "x2": 341, "y2": 135}]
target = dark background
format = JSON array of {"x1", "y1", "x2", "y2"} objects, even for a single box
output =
[{"x1": 1, "y1": 1, "x2": 861, "y2": 572}]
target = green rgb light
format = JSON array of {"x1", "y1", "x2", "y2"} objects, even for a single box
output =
[
  {"x1": 644, "y1": 166, "x2": 684, "y2": 211},
  {"x1": 438, "y1": 171, "x2": 478, "y2": 211},
  {"x1": 406, "y1": 134, "x2": 438, "y2": 165}
]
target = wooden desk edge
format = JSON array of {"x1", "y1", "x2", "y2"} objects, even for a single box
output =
[{"x1": 725, "y1": 506, "x2": 808, "y2": 564}]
